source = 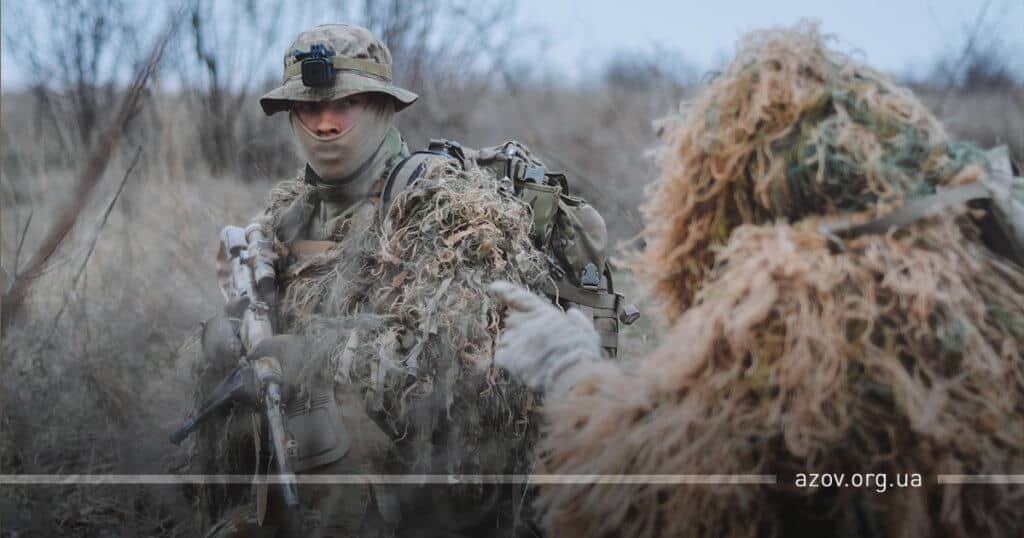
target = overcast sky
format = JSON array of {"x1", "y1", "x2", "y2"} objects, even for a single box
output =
[
  {"x1": 2, "y1": 0, "x2": 1021, "y2": 88},
  {"x1": 516, "y1": 0, "x2": 1023, "y2": 81}
]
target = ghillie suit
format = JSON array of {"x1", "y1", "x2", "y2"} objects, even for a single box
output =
[
  {"x1": 187, "y1": 20, "x2": 630, "y2": 537},
  {"x1": 280, "y1": 156, "x2": 548, "y2": 469},
  {"x1": 269, "y1": 157, "x2": 548, "y2": 535},
  {"x1": 532, "y1": 22, "x2": 1024, "y2": 537},
  {"x1": 188, "y1": 134, "x2": 627, "y2": 535}
]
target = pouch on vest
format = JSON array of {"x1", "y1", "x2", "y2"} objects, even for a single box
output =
[
  {"x1": 475, "y1": 140, "x2": 640, "y2": 355},
  {"x1": 284, "y1": 389, "x2": 351, "y2": 472},
  {"x1": 552, "y1": 195, "x2": 609, "y2": 288},
  {"x1": 520, "y1": 182, "x2": 562, "y2": 245}
]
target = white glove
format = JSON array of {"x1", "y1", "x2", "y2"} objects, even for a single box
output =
[{"x1": 488, "y1": 280, "x2": 604, "y2": 397}]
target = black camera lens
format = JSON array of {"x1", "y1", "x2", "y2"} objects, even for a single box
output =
[{"x1": 301, "y1": 58, "x2": 334, "y2": 87}]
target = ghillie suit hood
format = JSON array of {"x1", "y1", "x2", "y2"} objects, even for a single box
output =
[{"x1": 534, "y1": 22, "x2": 1024, "y2": 538}]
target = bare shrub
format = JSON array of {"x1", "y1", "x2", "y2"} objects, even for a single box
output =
[
  {"x1": 1, "y1": 0, "x2": 146, "y2": 154},
  {"x1": 358, "y1": 0, "x2": 529, "y2": 145},
  {"x1": 184, "y1": 0, "x2": 293, "y2": 176},
  {"x1": 603, "y1": 46, "x2": 698, "y2": 92},
  {"x1": 0, "y1": 150, "x2": 270, "y2": 534}
]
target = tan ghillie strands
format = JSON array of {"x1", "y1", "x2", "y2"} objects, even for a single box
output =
[
  {"x1": 277, "y1": 159, "x2": 549, "y2": 477},
  {"x1": 637, "y1": 21, "x2": 983, "y2": 320},
  {"x1": 190, "y1": 160, "x2": 549, "y2": 529},
  {"x1": 537, "y1": 22, "x2": 1024, "y2": 537}
]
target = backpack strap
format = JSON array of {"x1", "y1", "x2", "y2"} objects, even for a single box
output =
[
  {"x1": 381, "y1": 151, "x2": 446, "y2": 207},
  {"x1": 818, "y1": 181, "x2": 991, "y2": 240},
  {"x1": 818, "y1": 147, "x2": 1023, "y2": 267},
  {"x1": 381, "y1": 139, "x2": 468, "y2": 207}
]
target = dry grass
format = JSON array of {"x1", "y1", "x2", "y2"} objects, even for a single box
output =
[{"x1": 0, "y1": 151, "x2": 269, "y2": 535}]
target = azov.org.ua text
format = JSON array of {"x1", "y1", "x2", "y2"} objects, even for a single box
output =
[{"x1": 795, "y1": 473, "x2": 923, "y2": 493}]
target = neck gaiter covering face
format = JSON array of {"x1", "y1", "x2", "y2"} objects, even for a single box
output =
[{"x1": 290, "y1": 98, "x2": 395, "y2": 184}]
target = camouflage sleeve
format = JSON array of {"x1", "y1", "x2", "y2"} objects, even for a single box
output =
[{"x1": 256, "y1": 176, "x2": 314, "y2": 244}]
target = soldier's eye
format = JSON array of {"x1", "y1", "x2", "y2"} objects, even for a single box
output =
[
  {"x1": 294, "y1": 102, "x2": 320, "y2": 115},
  {"x1": 334, "y1": 95, "x2": 367, "y2": 111}
]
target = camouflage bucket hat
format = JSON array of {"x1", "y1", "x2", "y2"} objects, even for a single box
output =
[{"x1": 260, "y1": 24, "x2": 418, "y2": 116}]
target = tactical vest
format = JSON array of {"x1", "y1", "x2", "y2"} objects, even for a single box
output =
[{"x1": 383, "y1": 139, "x2": 639, "y2": 357}]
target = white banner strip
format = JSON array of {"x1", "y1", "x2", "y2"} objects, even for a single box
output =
[
  {"x1": 0, "y1": 474, "x2": 776, "y2": 485},
  {"x1": 937, "y1": 475, "x2": 1024, "y2": 484}
]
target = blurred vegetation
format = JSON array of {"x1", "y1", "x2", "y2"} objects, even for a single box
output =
[{"x1": 1, "y1": 1, "x2": 1022, "y2": 535}]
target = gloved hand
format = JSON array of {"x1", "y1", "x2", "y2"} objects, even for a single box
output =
[
  {"x1": 245, "y1": 334, "x2": 316, "y2": 403},
  {"x1": 487, "y1": 280, "x2": 604, "y2": 397},
  {"x1": 200, "y1": 296, "x2": 249, "y2": 372},
  {"x1": 202, "y1": 297, "x2": 314, "y2": 405}
]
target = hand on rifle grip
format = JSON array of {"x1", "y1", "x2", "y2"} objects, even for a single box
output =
[
  {"x1": 200, "y1": 296, "x2": 250, "y2": 371},
  {"x1": 247, "y1": 334, "x2": 313, "y2": 402}
]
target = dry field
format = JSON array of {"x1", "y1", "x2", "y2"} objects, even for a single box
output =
[{"x1": 1, "y1": 78, "x2": 1021, "y2": 535}]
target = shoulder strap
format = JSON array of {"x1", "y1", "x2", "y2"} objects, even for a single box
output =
[
  {"x1": 381, "y1": 151, "x2": 448, "y2": 207},
  {"x1": 819, "y1": 181, "x2": 991, "y2": 240},
  {"x1": 381, "y1": 140, "x2": 470, "y2": 207}
]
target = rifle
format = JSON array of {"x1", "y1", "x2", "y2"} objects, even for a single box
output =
[{"x1": 170, "y1": 223, "x2": 299, "y2": 509}]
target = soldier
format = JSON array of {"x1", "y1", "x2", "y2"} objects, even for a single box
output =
[
  {"x1": 193, "y1": 21, "x2": 635, "y2": 538},
  {"x1": 483, "y1": 25, "x2": 1024, "y2": 537},
  {"x1": 195, "y1": 23, "x2": 415, "y2": 538}
]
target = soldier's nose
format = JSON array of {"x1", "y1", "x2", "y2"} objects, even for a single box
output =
[
  {"x1": 316, "y1": 122, "x2": 342, "y2": 137},
  {"x1": 313, "y1": 112, "x2": 344, "y2": 137}
]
